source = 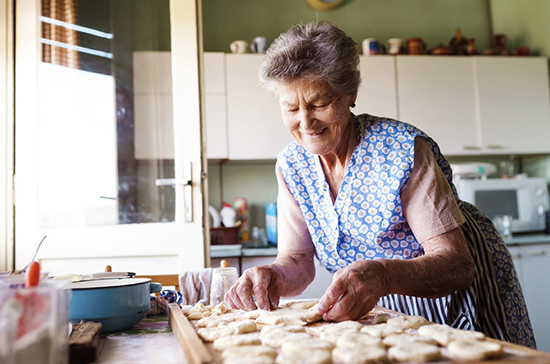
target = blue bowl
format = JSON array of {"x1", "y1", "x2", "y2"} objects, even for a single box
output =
[{"x1": 70, "y1": 278, "x2": 162, "y2": 334}]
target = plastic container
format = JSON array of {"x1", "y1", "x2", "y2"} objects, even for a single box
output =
[
  {"x1": 234, "y1": 198, "x2": 249, "y2": 242},
  {"x1": 0, "y1": 277, "x2": 71, "y2": 364},
  {"x1": 220, "y1": 202, "x2": 236, "y2": 227},
  {"x1": 265, "y1": 203, "x2": 277, "y2": 245}
]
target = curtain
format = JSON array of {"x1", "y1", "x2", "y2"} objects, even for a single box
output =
[{"x1": 42, "y1": 0, "x2": 80, "y2": 69}]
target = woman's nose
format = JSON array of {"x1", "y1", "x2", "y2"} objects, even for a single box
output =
[{"x1": 299, "y1": 108, "x2": 315, "y2": 129}]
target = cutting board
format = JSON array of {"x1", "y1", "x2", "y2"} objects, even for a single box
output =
[{"x1": 167, "y1": 303, "x2": 550, "y2": 364}]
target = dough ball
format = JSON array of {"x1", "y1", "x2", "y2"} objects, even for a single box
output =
[
  {"x1": 336, "y1": 332, "x2": 383, "y2": 348},
  {"x1": 255, "y1": 305, "x2": 322, "y2": 326},
  {"x1": 221, "y1": 345, "x2": 278, "y2": 359},
  {"x1": 372, "y1": 313, "x2": 392, "y2": 324},
  {"x1": 332, "y1": 346, "x2": 389, "y2": 364},
  {"x1": 386, "y1": 315, "x2": 431, "y2": 330},
  {"x1": 275, "y1": 349, "x2": 332, "y2": 364},
  {"x1": 224, "y1": 356, "x2": 275, "y2": 364},
  {"x1": 197, "y1": 315, "x2": 235, "y2": 328},
  {"x1": 318, "y1": 320, "x2": 364, "y2": 334},
  {"x1": 361, "y1": 323, "x2": 404, "y2": 338},
  {"x1": 388, "y1": 342, "x2": 441, "y2": 362},
  {"x1": 447, "y1": 339, "x2": 503, "y2": 361},
  {"x1": 260, "y1": 324, "x2": 306, "y2": 337},
  {"x1": 212, "y1": 333, "x2": 261, "y2": 351},
  {"x1": 197, "y1": 319, "x2": 257, "y2": 342},
  {"x1": 382, "y1": 333, "x2": 438, "y2": 347},
  {"x1": 281, "y1": 338, "x2": 335, "y2": 354},
  {"x1": 418, "y1": 324, "x2": 486, "y2": 346},
  {"x1": 262, "y1": 331, "x2": 312, "y2": 348}
]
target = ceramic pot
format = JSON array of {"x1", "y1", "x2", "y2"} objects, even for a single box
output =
[{"x1": 70, "y1": 278, "x2": 162, "y2": 334}]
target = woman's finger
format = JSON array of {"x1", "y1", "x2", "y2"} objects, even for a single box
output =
[
  {"x1": 318, "y1": 276, "x2": 345, "y2": 314},
  {"x1": 235, "y1": 277, "x2": 258, "y2": 310},
  {"x1": 251, "y1": 269, "x2": 273, "y2": 310}
]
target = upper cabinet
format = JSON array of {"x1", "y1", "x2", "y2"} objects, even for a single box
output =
[
  {"x1": 225, "y1": 54, "x2": 291, "y2": 160},
  {"x1": 135, "y1": 53, "x2": 550, "y2": 160},
  {"x1": 355, "y1": 56, "x2": 398, "y2": 119},
  {"x1": 396, "y1": 56, "x2": 480, "y2": 155},
  {"x1": 396, "y1": 55, "x2": 550, "y2": 156},
  {"x1": 476, "y1": 57, "x2": 550, "y2": 154}
]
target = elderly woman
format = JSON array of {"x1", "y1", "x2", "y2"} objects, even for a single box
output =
[{"x1": 224, "y1": 20, "x2": 535, "y2": 348}]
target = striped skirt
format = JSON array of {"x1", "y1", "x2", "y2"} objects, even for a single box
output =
[{"x1": 377, "y1": 201, "x2": 536, "y2": 348}]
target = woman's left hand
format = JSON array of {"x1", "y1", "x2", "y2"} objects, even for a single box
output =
[{"x1": 318, "y1": 259, "x2": 388, "y2": 322}]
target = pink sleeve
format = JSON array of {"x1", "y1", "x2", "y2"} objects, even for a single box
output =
[
  {"x1": 401, "y1": 137, "x2": 466, "y2": 244},
  {"x1": 275, "y1": 162, "x2": 316, "y2": 255}
]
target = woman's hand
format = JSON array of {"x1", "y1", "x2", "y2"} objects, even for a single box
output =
[
  {"x1": 225, "y1": 252, "x2": 316, "y2": 311},
  {"x1": 224, "y1": 265, "x2": 281, "y2": 311},
  {"x1": 318, "y1": 260, "x2": 388, "y2": 322}
]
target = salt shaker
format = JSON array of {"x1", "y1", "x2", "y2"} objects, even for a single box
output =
[{"x1": 210, "y1": 260, "x2": 238, "y2": 305}]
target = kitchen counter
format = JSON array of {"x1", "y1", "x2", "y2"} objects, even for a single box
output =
[
  {"x1": 210, "y1": 244, "x2": 278, "y2": 258},
  {"x1": 504, "y1": 233, "x2": 550, "y2": 246}
]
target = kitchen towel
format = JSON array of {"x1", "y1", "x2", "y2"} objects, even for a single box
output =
[{"x1": 179, "y1": 268, "x2": 213, "y2": 305}]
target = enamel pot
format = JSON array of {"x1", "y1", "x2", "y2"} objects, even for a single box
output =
[{"x1": 69, "y1": 278, "x2": 162, "y2": 334}]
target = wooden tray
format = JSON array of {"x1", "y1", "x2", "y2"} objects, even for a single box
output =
[{"x1": 168, "y1": 303, "x2": 550, "y2": 364}]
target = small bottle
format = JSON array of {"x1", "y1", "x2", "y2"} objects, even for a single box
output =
[{"x1": 220, "y1": 202, "x2": 236, "y2": 227}]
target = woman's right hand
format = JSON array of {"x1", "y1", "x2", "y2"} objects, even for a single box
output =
[{"x1": 224, "y1": 264, "x2": 282, "y2": 311}]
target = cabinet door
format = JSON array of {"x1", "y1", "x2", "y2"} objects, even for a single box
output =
[
  {"x1": 226, "y1": 54, "x2": 292, "y2": 160},
  {"x1": 476, "y1": 57, "x2": 550, "y2": 154},
  {"x1": 204, "y1": 52, "x2": 228, "y2": 159},
  {"x1": 519, "y1": 244, "x2": 550, "y2": 352},
  {"x1": 396, "y1": 56, "x2": 481, "y2": 155},
  {"x1": 355, "y1": 56, "x2": 398, "y2": 119}
]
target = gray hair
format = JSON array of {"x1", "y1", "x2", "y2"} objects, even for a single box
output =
[{"x1": 259, "y1": 20, "x2": 360, "y2": 96}]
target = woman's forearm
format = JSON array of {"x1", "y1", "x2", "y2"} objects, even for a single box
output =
[
  {"x1": 378, "y1": 227, "x2": 475, "y2": 298},
  {"x1": 269, "y1": 252, "x2": 316, "y2": 298}
]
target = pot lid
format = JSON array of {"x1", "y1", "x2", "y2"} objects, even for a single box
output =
[{"x1": 70, "y1": 277, "x2": 151, "y2": 290}]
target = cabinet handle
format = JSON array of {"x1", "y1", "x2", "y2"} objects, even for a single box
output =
[
  {"x1": 462, "y1": 146, "x2": 481, "y2": 150},
  {"x1": 487, "y1": 145, "x2": 504, "y2": 150},
  {"x1": 526, "y1": 250, "x2": 545, "y2": 257}
]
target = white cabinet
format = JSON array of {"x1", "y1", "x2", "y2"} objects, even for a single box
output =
[
  {"x1": 203, "y1": 52, "x2": 228, "y2": 159},
  {"x1": 508, "y1": 243, "x2": 550, "y2": 352},
  {"x1": 396, "y1": 56, "x2": 550, "y2": 156},
  {"x1": 225, "y1": 54, "x2": 292, "y2": 160},
  {"x1": 476, "y1": 57, "x2": 550, "y2": 154},
  {"x1": 396, "y1": 56, "x2": 481, "y2": 155},
  {"x1": 355, "y1": 56, "x2": 398, "y2": 119}
]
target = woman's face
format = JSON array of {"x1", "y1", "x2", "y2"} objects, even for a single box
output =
[{"x1": 278, "y1": 78, "x2": 355, "y2": 156}]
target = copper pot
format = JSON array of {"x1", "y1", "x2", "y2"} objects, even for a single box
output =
[{"x1": 407, "y1": 37, "x2": 426, "y2": 55}]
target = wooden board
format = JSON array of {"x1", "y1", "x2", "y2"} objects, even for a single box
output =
[{"x1": 168, "y1": 303, "x2": 550, "y2": 364}]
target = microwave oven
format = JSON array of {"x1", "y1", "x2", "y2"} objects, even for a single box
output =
[{"x1": 454, "y1": 177, "x2": 549, "y2": 233}]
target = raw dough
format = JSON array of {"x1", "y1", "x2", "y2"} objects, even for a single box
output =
[
  {"x1": 212, "y1": 333, "x2": 261, "y2": 351},
  {"x1": 197, "y1": 315, "x2": 235, "y2": 328},
  {"x1": 318, "y1": 320, "x2": 364, "y2": 334},
  {"x1": 447, "y1": 339, "x2": 503, "y2": 361},
  {"x1": 281, "y1": 300, "x2": 319, "y2": 310},
  {"x1": 275, "y1": 349, "x2": 332, "y2": 364},
  {"x1": 361, "y1": 323, "x2": 404, "y2": 338},
  {"x1": 221, "y1": 345, "x2": 278, "y2": 359},
  {"x1": 386, "y1": 315, "x2": 431, "y2": 330},
  {"x1": 372, "y1": 313, "x2": 392, "y2": 324},
  {"x1": 382, "y1": 333, "x2": 438, "y2": 347},
  {"x1": 197, "y1": 320, "x2": 257, "y2": 342},
  {"x1": 417, "y1": 323, "x2": 486, "y2": 346},
  {"x1": 332, "y1": 346, "x2": 389, "y2": 364},
  {"x1": 260, "y1": 324, "x2": 306, "y2": 337},
  {"x1": 255, "y1": 304, "x2": 322, "y2": 326},
  {"x1": 335, "y1": 332, "x2": 383, "y2": 348},
  {"x1": 224, "y1": 356, "x2": 275, "y2": 364},
  {"x1": 281, "y1": 338, "x2": 335, "y2": 354},
  {"x1": 388, "y1": 342, "x2": 441, "y2": 362},
  {"x1": 261, "y1": 331, "x2": 313, "y2": 348}
]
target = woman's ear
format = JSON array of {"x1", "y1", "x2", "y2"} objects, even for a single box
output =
[{"x1": 350, "y1": 93, "x2": 358, "y2": 108}]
